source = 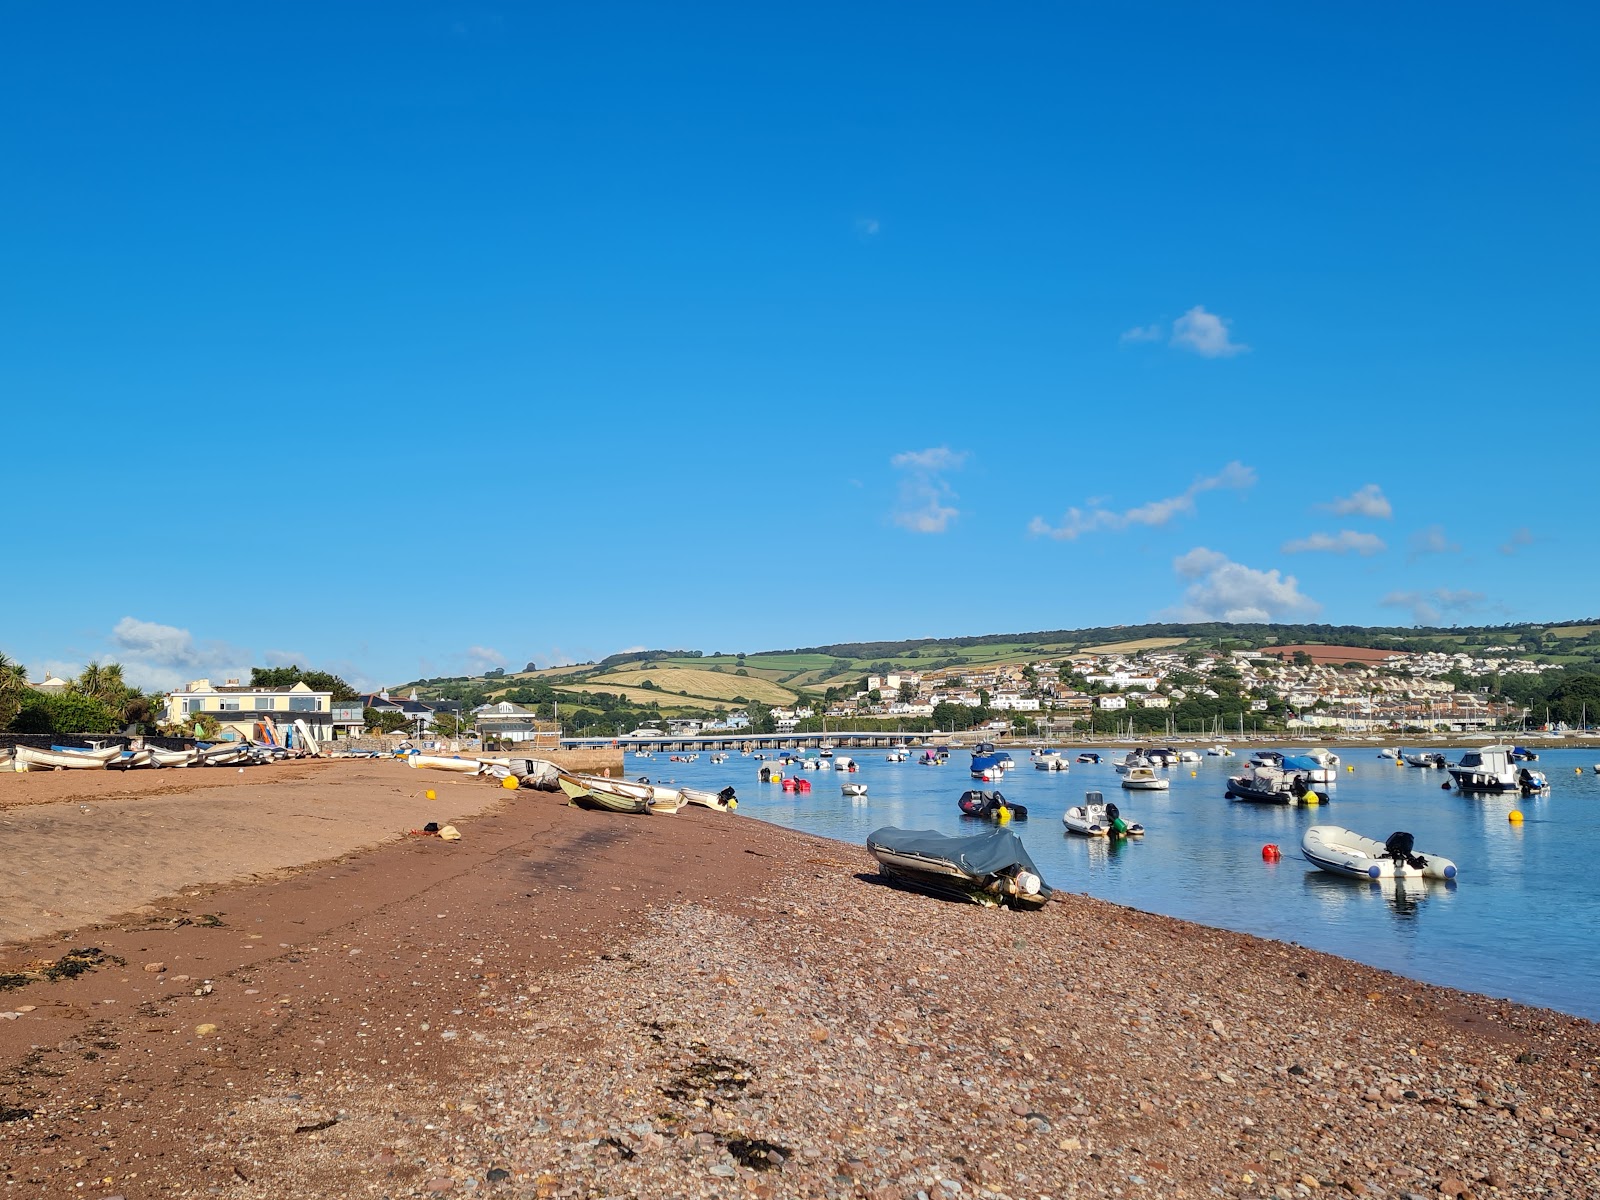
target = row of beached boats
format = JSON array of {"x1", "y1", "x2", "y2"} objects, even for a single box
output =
[
  {"x1": 4, "y1": 741, "x2": 269, "y2": 771},
  {"x1": 556, "y1": 771, "x2": 738, "y2": 814}
]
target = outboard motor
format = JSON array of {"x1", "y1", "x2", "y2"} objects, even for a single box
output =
[
  {"x1": 1384, "y1": 830, "x2": 1426, "y2": 870},
  {"x1": 1105, "y1": 802, "x2": 1120, "y2": 821}
]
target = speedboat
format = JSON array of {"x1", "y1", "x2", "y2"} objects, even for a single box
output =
[
  {"x1": 885, "y1": 750, "x2": 909, "y2": 762},
  {"x1": 1076, "y1": 752, "x2": 1101, "y2": 764},
  {"x1": 866, "y1": 825, "x2": 1050, "y2": 909},
  {"x1": 1447, "y1": 746, "x2": 1548, "y2": 795},
  {"x1": 1302, "y1": 826, "x2": 1457, "y2": 881},
  {"x1": 1063, "y1": 790, "x2": 1144, "y2": 837},
  {"x1": 1227, "y1": 765, "x2": 1323, "y2": 805},
  {"x1": 1114, "y1": 750, "x2": 1152, "y2": 775},
  {"x1": 1033, "y1": 756, "x2": 1069, "y2": 771},
  {"x1": 1147, "y1": 747, "x2": 1178, "y2": 767},
  {"x1": 1205, "y1": 744, "x2": 1235, "y2": 757},
  {"x1": 1119, "y1": 765, "x2": 1169, "y2": 791},
  {"x1": 970, "y1": 751, "x2": 1008, "y2": 780},
  {"x1": 1510, "y1": 746, "x2": 1539, "y2": 762},
  {"x1": 957, "y1": 788, "x2": 1026, "y2": 821},
  {"x1": 1177, "y1": 749, "x2": 1201, "y2": 763},
  {"x1": 834, "y1": 756, "x2": 859, "y2": 773},
  {"x1": 1404, "y1": 751, "x2": 1447, "y2": 769}
]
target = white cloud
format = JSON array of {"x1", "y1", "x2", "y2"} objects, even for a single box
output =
[
  {"x1": 263, "y1": 648, "x2": 308, "y2": 668},
  {"x1": 891, "y1": 446, "x2": 967, "y2": 534},
  {"x1": 110, "y1": 616, "x2": 250, "y2": 691},
  {"x1": 1119, "y1": 324, "x2": 1163, "y2": 344},
  {"x1": 855, "y1": 217, "x2": 881, "y2": 238},
  {"x1": 1323, "y1": 483, "x2": 1392, "y2": 519},
  {"x1": 1407, "y1": 524, "x2": 1460, "y2": 561},
  {"x1": 1161, "y1": 548, "x2": 1319, "y2": 623},
  {"x1": 1170, "y1": 305, "x2": 1248, "y2": 358},
  {"x1": 1030, "y1": 461, "x2": 1256, "y2": 540},
  {"x1": 1380, "y1": 588, "x2": 1486, "y2": 626},
  {"x1": 466, "y1": 645, "x2": 508, "y2": 673},
  {"x1": 1280, "y1": 530, "x2": 1387, "y2": 556},
  {"x1": 1499, "y1": 527, "x2": 1535, "y2": 556}
]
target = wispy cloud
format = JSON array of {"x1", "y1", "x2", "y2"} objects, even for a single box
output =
[
  {"x1": 1499, "y1": 527, "x2": 1536, "y2": 556},
  {"x1": 1380, "y1": 588, "x2": 1486, "y2": 626},
  {"x1": 1030, "y1": 461, "x2": 1256, "y2": 541},
  {"x1": 466, "y1": 645, "x2": 508, "y2": 673},
  {"x1": 1280, "y1": 530, "x2": 1387, "y2": 556},
  {"x1": 1120, "y1": 305, "x2": 1248, "y2": 358},
  {"x1": 110, "y1": 616, "x2": 251, "y2": 691},
  {"x1": 1119, "y1": 323, "x2": 1163, "y2": 344},
  {"x1": 1407, "y1": 524, "x2": 1461, "y2": 561},
  {"x1": 1322, "y1": 484, "x2": 1392, "y2": 520},
  {"x1": 263, "y1": 648, "x2": 308, "y2": 668},
  {"x1": 1160, "y1": 548, "x2": 1319, "y2": 623},
  {"x1": 855, "y1": 216, "x2": 881, "y2": 239},
  {"x1": 890, "y1": 446, "x2": 967, "y2": 534}
]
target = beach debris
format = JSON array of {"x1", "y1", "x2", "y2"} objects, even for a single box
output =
[
  {"x1": 293, "y1": 1117, "x2": 339, "y2": 1134},
  {"x1": 0, "y1": 1106, "x2": 34, "y2": 1123},
  {"x1": 725, "y1": 1137, "x2": 791, "y2": 1171},
  {"x1": 1, "y1": 947, "x2": 124, "y2": 992},
  {"x1": 195, "y1": 1023, "x2": 218, "y2": 1036},
  {"x1": 440, "y1": 825, "x2": 462, "y2": 841}
]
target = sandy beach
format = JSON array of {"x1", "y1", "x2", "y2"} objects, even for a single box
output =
[{"x1": 1, "y1": 762, "x2": 1595, "y2": 1199}]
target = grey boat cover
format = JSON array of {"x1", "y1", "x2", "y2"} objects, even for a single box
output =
[{"x1": 866, "y1": 826, "x2": 1050, "y2": 893}]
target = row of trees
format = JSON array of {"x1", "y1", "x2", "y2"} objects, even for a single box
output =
[{"x1": 0, "y1": 656, "x2": 164, "y2": 736}]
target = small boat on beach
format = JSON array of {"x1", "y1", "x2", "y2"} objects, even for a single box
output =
[
  {"x1": 15, "y1": 744, "x2": 122, "y2": 770},
  {"x1": 1063, "y1": 790, "x2": 1144, "y2": 838},
  {"x1": 680, "y1": 785, "x2": 738, "y2": 811},
  {"x1": 409, "y1": 754, "x2": 485, "y2": 773},
  {"x1": 643, "y1": 784, "x2": 688, "y2": 814},
  {"x1": 151, "y1": 747, "x2": 198, "y2": 768},
  {"x1": 866, "y1": 825, "x2": 1050, "y2": 910},
  {"x1": 557, "y1": 772, "x2": 655, "y2": 814},
  {"x1": 1302, "y1": 826, "x2": 1458, "y2": 882},
  {"x1": 957, "y1": 788, "x2": 1026, "y2": 821}
]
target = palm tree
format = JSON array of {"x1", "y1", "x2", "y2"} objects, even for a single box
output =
[{"x1": 0, "y1": 652, "x2": 28, "y2": 730}]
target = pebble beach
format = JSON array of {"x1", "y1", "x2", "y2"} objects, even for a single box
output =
[{"x1": 1, "y1": 762, "x2": 1595, "y2": 1199}]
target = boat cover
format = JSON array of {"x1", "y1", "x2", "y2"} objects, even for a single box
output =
[
  {"x1": 1282, "y1": 755, "x2": 1322, "y2": 773},
  {"x1": 866, "y1": 826, "x2": 1050, "y2": 893}
]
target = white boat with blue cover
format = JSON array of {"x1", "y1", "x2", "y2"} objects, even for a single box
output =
[{"x1": 1302, "y1": 826, "x2": 1457, "y2": 881}]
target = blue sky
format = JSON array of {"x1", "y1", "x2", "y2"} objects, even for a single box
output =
[{"x1": 3, "y1": 3, "x2": 1596, "y2": 691}]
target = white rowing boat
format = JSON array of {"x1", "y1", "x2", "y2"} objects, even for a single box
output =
[
  {"x1": 557, "y1": 772, "x2": 654, "y2": 814},
  {"x1": 679, "y1": 785, "x2": 738, "y2": 812},
  {"x1": 15, "y1": 745, "x2": 122, "y2": 770}
]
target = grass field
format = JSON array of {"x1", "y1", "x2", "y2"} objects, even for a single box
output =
[
  {"x1": 1547, "y1": 626, "x2": 1600, "y2": 639},
  {"x1": 587, "y1": 667, "x2": 797, "y2": 706},
  {"x1": 1068, "y1": 637, "x2": 1190, "y2": 656}
]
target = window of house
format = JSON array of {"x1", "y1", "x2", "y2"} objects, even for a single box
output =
[
  {"x1": 289, "y1": 696, "x2": 319, "y2": 711},
  {"x1": 255, "y1": 697, "x2": 274, "y2": 710},
  {"x1": 219, "y1": 701, "x2": 241, "y2": 711},
  {"x1": 185, "y1": 697, "x2": 209, "y2": 713}
]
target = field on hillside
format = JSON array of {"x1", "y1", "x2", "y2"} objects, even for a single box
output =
[
  {"x1": 587, "y1": 667, "x2": 797, "y2": 706},
  {"x1": 1068, "y1": 637, "x2": 1190, "y2": 657}
]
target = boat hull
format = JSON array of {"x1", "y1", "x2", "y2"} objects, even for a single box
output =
[
  {"x1": 15, "y1": 745, "x2": 120, "y2": 770},
  {"x1": 558, "y1": 773, "x2": 653, "y2": 814},
  {"x1": 1302, "y1": 826, "x2": 1457, "y2": 881}
]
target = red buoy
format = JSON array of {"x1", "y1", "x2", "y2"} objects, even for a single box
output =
[{"x1": 1262, "y1": 843, "x2": 1282, "y2": 862}]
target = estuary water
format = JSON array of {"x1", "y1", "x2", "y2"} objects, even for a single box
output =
[{"x1": 642, "y1": 745, "x2": 1600, "y2": 1020}]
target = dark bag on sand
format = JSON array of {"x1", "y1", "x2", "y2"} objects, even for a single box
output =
[{"x1": 423, "y1": 821, "x2": 440, "y2": 833}]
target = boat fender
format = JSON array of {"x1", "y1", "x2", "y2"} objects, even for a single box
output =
[
  {"x1": 1440, "y1": 781, "x2": 1451, "y2": 790},
  {"x1": 1261, "y1": 844, "x2": 1281, "y2": 862}
]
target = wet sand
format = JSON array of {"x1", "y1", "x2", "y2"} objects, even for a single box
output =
[{"x1": 0, "y1": 761, "x2": 1595, "y2": 1198}]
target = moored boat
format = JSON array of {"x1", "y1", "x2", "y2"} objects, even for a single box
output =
[
  {"x1": 1226, "y1": 764, "x2": 1323, "y2": 805},
  {"x1": 1447, "y1": 746, "x2": 1548, "y2": 795},
  {"x1": 841, "y1": 782, "x2": 868, "y2": 798},
  {"x1": 1033, "y1": 756, "x2": 1069, "y2": 771},
  {"x1": 1119, "y1": 765, "x2": 1169, "y2": 791},
  {"x1": 957, "y1": 788, "x2": 1026, "y2": 821},
  {"x1": 1075, "y1": 752, "x2": 1101, "y2": 764},
  {"x1": 1063, "y1": 790, "x2": 1145, "y2": 837},
  {"x1": 865, "y1": 825, "x2": 1050, "y2": 909},
  {"x1": 1301, "y1": 826, "x2": 1458, "y2": 881},
  {"x1": 1404, "y1": 751, "x2": 1447, "y2": 769}
]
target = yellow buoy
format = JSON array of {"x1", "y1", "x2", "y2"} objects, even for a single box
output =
[
  {"x1": 502, "y1": 774, "x2": 519, "y2": 790},
  {"x1": 1190, "y1": 770, "x2": 1197, "y2": 777},
  {"x1": 425, "y1": 789, "x2": 436, "y2": 800},
  {"x1": 1577, "y1": 767, "x2": 1584, "y2": 775},
  {"x1": 1347, "y1": 765, "x2": 1354, "y2": 773},
  {"x1": 1509, "y1": 809, "x2": 1524, "y2": 824}
]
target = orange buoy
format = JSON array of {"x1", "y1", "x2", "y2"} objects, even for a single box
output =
[{"x1": 1262, "y1": 843, "x2": 1282, "y2": 862}]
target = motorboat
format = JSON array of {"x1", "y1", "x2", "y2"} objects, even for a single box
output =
[
  {"x1": 919, "y1": 750, "x2": 943, "y2": 765},
  {"x1": 557, "y1": 772, "x2": 654, "y2": 814},
  {"x1": 1447, "y1": 746, "x2": 1548, "y2": 795},
  {"x1": 1226, "y1": 765, "x2": 1323, "y2": 805},
  {"x1": 1063, "y1": 790, "x2": 1144, "y2": 837},
  {"x1": 1404, "y1": 751, "x2": 1448, "y2": 769},
  {"x1": 1075, "y1": 751, "x2": 1101, "y2": 764},
  {"x1": 841, "y1": 782, "x2": 868, "y2": 798},
  {"x1": 14, "y1": 744, "x2": 121, "y2": 770},
  {"x1": 1177, "y1": 749, "x2": 1201, "y2": 763},
  {"x1": 957, "y1": 788, "x2": 1027, "y2": 821},
  {"x1": 1030, "y1": 747, "x2": 1063, "y2": 763},
  {"x1": 709, "y1": 753, "x2": 728, "y2": 764},
  {"x1": 643, "y1": 784, "x2": 687, "y2": 814},
  {"x1": 757, "y1": 764, "x2": 784, "y2": 783},
  {"x1": 834, "y1": 756, "x2": 859, "y2": 773},
  {"x1": 1302, "y1": 826, "x2": 1458, "y2": 882},
  {"x1": 1146, "y1": 747, "x2": 1179, "y2": 767},
  {"x1": 1510, "y1": 746, "x2": 1539, "y2": 762},
  {"x1": 885, "y1": 750, "x2": 909, "y2": 762},
  {"x1": 1378, "y1": 747, "x2": 1400, "y2": 760},
  {"x1": 1114, "y1": 750, "x2": 1152, "y2": 775},
  {"x1": 1205, "y1": 744, "x2": 1235, "y2": 757},
  {"x1": 970, "y1": 751, "x2": 1008, "y2": 780},
  {"x1": 1033, "y1": 756, "x2": 1069, "y2": 771},
  {"x1": 866, "y1": 825, "x2": 1050, "y2": 910},
  {"x1": 1119, "y1": 765, "x2": 1169, "y2": 791},
  {"x1": 680, "y1": 786, "x2": 738, "y2": 811}
]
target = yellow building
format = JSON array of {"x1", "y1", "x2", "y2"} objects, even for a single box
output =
[{"x1": 165, "y1": 678, "x2": 336, "y2": 743}]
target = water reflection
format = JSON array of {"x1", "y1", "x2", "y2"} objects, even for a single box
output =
[{"x1": 1300, "y1": 869, "x2": 1455, "y2": 920}]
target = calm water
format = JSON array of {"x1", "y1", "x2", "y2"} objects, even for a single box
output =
[{"x1": 639, "y1": 746, "x2": 1600, "y2": 1020}]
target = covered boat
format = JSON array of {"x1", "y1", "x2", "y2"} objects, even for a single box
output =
[
  {"x1": 1227, "y1": 765, "x2": 1323, "y2": 805},
  {"x1": 1076, "y1": 752, "x2": 1101, "y2": 764},
  {"x1": 1063, "y1": 790, "x2": 1144, "y2": 837},
  {"x1": 957, "y1": 788, "x2": 1026, "y2": 821},
  {"x1": 866, "y1": 825, "x2": 1051, "y2": 909},
  {"x1": 969, "y1": 751, "x2": 1011, "y2": 779},
  {"x1": 1302, "y1": 826, "x2": 1458, "y2": 881}
]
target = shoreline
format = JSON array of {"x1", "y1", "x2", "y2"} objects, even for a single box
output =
[{"x1": 2, "y1": 763, "x2": 1595, "y2": 1198}]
